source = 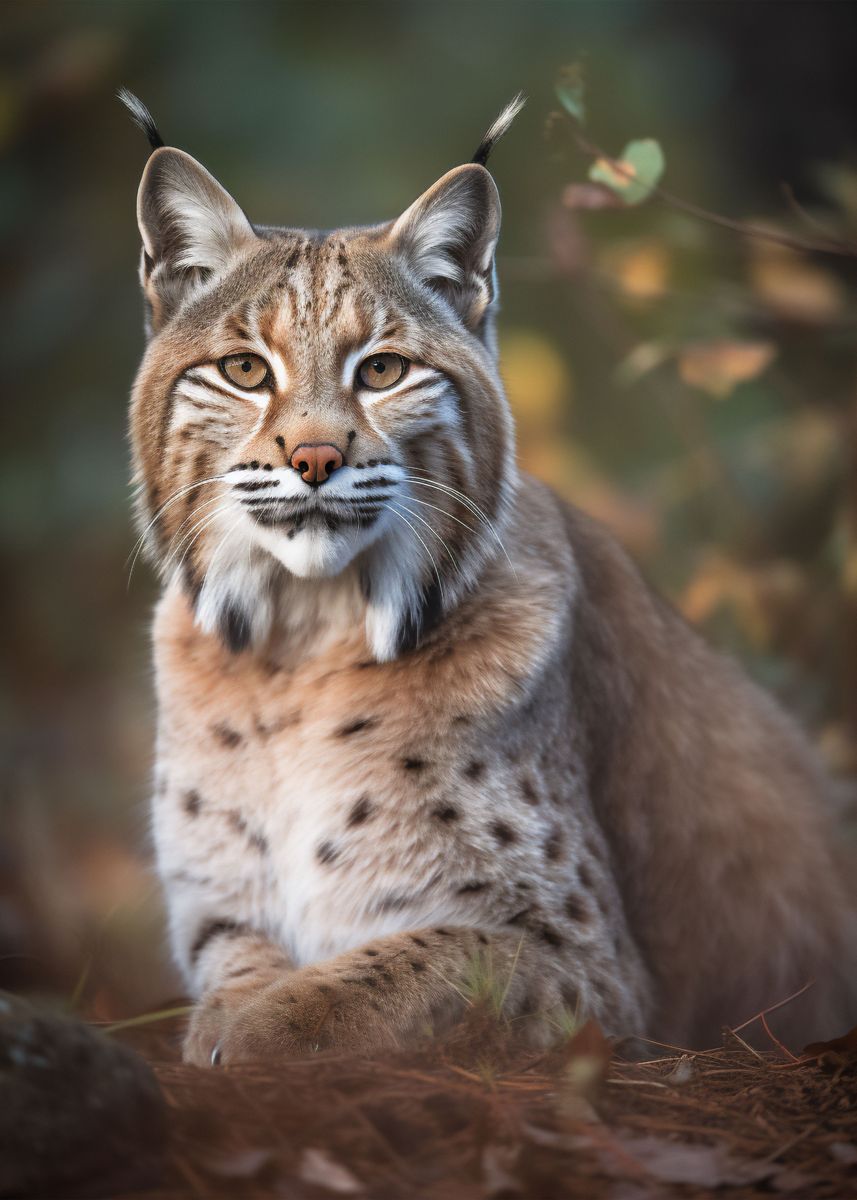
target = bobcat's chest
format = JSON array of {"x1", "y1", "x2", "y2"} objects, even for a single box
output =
[{"x1": 154, "y1": 587, "x2": 582, "y2": 967}]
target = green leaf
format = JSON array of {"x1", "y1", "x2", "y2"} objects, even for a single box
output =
[
  {"x1": 589, "y1": 138, "x2": 665, "y2": 206},
  {"x1": 555, "y1": 63, "x2": 586, "y2": 125}
]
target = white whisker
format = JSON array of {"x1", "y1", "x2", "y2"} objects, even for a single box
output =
[
  {"x1": 126, "y1": 473, "x2": 230, "y2": 588},
  {"x1": 384, "y1": 504, "x2": 446, "y2": 605}
]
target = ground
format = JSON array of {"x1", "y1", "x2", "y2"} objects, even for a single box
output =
[{"x1": 104, "y1": 1009, "x2": 857, "y2": 1200}]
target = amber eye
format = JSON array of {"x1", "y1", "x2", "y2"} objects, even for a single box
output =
[
  {"x1": 219, "y1": 352, "x2": 270, "y2": 389},
  {"x1": 357, "y1": 353, "x2": 408, "y2": 391}
]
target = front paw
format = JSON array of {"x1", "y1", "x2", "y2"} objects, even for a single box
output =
[{"x1": 184, "y1": 966, "x2": 410, "y2": 1065}]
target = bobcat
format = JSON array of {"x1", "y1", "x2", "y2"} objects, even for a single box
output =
[{"x1": 122, "y1": 91, "x2": 856, "y2": 1065}]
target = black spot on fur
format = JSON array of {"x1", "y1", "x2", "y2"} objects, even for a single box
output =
[
  {"x1": 410, "y1": 959, "x2": 426, "y2": 972},
  {"x1": 491, "y1": 820, "x2": 517, "y2": 846},
  {"x1": 212, "y1": 722, "x2": 243, "y2": 749},
  {"x1": 347, "y1": 430, "x2": 356, "y2": 443},
  {"x1": 565, "y1": 892, "x2": 590, "y2": 922},
  {"x1": 248, "y1": 831, "x2": 269, "y2": 855},
  {"x1": 190, "y1": 918, "x2": 250, "y2": 965},
  {"x1": 507, "y1": 908, "x2": 531, "y2": 926},
  {"x1": 463, "y1": 760, "x2": 485, "y2": 781},
  {"x1": 578, "y1": 863, "x2": 594, "y2": 890},
  {"x1": 476, "y1": 933, "x2": 489, "y2": 945},
  {"x1": 316, "y1": 840, "x2": 339, "y2": 866},
  {"x1": 434, "y1": 927, "x2": 451, "y2": 937},
  {"x1": 433, "y1": 804, "x2": 459, "y2": 823},
  {"x1": 275, "y1": 435, "x2": 286, "y2": 448},
  {"x1": 337, "y1": 717, "x2": 379, "y2": 737},
  {"x1": 544, "y1": 826, "x2": 564, "y2": 863},
  {"x1": 520, "y1": 776, "x2": 540, "y2": 806},
  {"x1": 363, "y1": 948, "x2": 379, "y2": 957},
  {"x1": 183, "y1": 789, "x2": 202, "y2": 817},
  {"x1": 227, "y1": 810, "x2": 247, "y2": 834},
  {"x1": 410, "y1": 935, "x2": 428, "y2": 948},
  {"x1": 538, "y1": 923, "x2": 565, "y2": 949},
  {"x1": 347, "y1": 795, "x2": 374, "y2": 827},
  {"x1": 402, "y1": 757, "x2": 427, "y2": 772},
  {"x1": 458, "y1": 880, "x2": 489, "y2": 894}
]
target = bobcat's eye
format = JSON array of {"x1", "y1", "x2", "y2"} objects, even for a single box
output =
[
  {"x1": 357, "y1": 353, "x2": 408, "y2": 391},
  {"x1": 219, "y1": 353, "x2": 270, "y2": 389}
]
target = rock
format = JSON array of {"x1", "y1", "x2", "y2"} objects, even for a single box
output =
[{"x1": 0, "y1": 992, "x2": 167, "y2": 1198}]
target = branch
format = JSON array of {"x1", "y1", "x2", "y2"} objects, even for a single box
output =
[{"x1": 567, "y1": 124, "x2": 857, "y2": 260}]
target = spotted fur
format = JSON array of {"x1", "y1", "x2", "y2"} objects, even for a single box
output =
[{"x1": 125, "y1": 100, "x2": 857, "y2": 1066}]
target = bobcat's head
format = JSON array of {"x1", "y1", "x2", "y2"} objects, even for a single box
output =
[{"x1": 127, "y1": 94, "x2": 522, "y2": 661}]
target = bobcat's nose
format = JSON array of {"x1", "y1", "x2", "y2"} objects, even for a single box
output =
[{"x1": 289, "y1": 443, "x2": 344, "y2": 486}]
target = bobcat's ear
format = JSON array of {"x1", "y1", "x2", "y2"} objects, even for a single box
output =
[
  {"x1": 389, "y1": 163, "x2": 501, "y2": 333},
  {"x1": 136, "y1": 147, "x2": 257, "y2": 332}
]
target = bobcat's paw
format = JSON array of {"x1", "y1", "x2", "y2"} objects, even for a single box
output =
[{"x1": 183, "y1": 965, "x2": 411, "y2": 1065}]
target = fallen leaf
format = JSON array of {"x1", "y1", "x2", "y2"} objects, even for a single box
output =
[
  {"x1": 581, "y1": 1131, "x2": 780, "y2": 1187},
  {"x1": 482, "y1": 1144, "x2": 521, "y2": 1196},
  {"x1": 804, "y1": 1023, "x2": 857, "y2": 1058},
  {"x1": 204, "y1": 1148, "x2": 275, "y2": 1179},
  {"x1": 299, "y1": 1147, "x2": 363, "y2": 1194},
  {"x1": 665, "y1": 1054, "x2": 695, "y2": 1085},
  {"x1": 829, "y1": 1141, "x2": 857, "y2": 1165},
  {"x1": 677, "y1": 339, "x2": 777, "y2": 398},
  {"x1": 589, "y1": 139, "x2": 665, "y2": 206},
  {"x1": 565, "y1": 1018, "x2": 613, "y2": 1099}
]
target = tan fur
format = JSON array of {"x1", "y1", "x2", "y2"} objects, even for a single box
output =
[{"x1": 128, "y1": 138, "x2": 856, "y2": 1065}]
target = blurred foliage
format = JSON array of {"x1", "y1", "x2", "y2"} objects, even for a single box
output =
[{"x1": 2, "y1": 0, "x2": 857, "y2": 1015}]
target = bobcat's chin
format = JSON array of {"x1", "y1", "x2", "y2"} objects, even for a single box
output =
[{"x1": 254, "y1": 513, "x2": 391, "y2": 581}]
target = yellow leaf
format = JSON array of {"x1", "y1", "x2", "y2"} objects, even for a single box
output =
[{"x1": 678, "y1": 339, "x2": 777, "y2": 398}]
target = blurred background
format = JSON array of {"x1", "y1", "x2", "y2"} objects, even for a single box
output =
[{"x1": 3, "y1": 0, "x2": 857, "y2": 1019}]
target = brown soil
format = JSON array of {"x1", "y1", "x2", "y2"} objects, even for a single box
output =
[{"x1": 112, "y1": 1013, "x2": 857, "y2": 1199}]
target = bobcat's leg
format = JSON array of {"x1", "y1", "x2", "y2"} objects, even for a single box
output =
[
  {"x1": 181, "y1": 919, "x2": 297, "y2": 1066},
  {"x1": 182, "y1": 924, "x2": 643, "y2": 1066}
]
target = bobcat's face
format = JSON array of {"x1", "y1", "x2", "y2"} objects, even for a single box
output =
[{"x1": 130, "y1": 144, "x2": 516, "y2": 661}]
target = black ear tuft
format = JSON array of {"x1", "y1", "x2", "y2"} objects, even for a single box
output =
[
  {"x1": 471, "y1": 92, "x2": 526, "y2": 166},
  {"x1": 117, "y1": 87, "x2": 165, "y2": 151}
]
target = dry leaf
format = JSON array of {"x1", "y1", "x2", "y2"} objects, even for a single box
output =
[
  {"x1": 204, "y1": 1147, "x2": 275, "y2": 1179},
  {"x1": 299, "y1": 1147, "x2": 363, "y2": 1194},
  {"x1": 804, "y1": 1023, "x2": 857, "y2": 1059},
  {"x1": 665, "y1": 1055, "x2": 694, "y2": 1085},
  {"x1": 565, "y1": 1018, "x2": 613, "y2": 1099},
  {"x1": 482, "y1": 1144, "x2": 521, "y2": 1196},
  {"x1": 582, "y1": 1131, "x2": 781, "y2": 1187},
  {"x1": 829, "y1": 1141, "x2": 857, "y2": 1165},
  {"x1": 677, "y1": 339, "x2": 777, "y2": 398}
]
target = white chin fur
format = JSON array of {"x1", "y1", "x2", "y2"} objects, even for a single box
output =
[{"x1": 254, "y1": 520, "x2": 385, "y2": 580}]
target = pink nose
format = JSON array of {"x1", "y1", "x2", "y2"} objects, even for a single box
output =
[{"x1": 289, "y1": 443, "x2": 344, "y2": 485}]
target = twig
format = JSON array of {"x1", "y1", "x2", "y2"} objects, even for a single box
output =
[
  {"x1": 760, "y1": 1013, "x2": 801, "y2": 1063},
  {"x1": 566, "y1": 122, "x2": 857, "y2": 259},
  {"x1": 730, "y1": 979, "x2": 815, "y2": 1035}
]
